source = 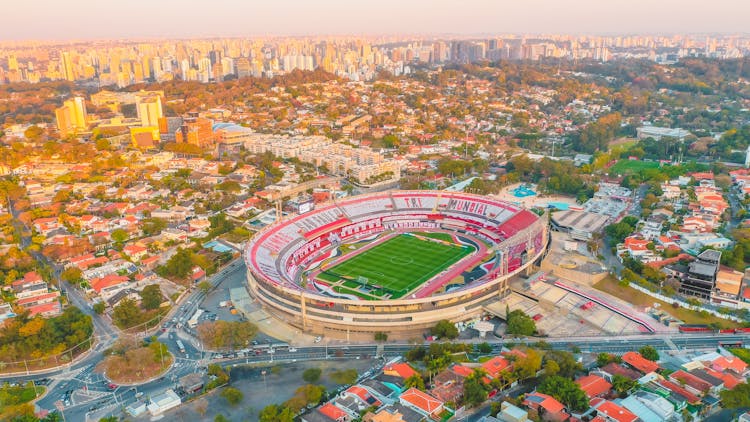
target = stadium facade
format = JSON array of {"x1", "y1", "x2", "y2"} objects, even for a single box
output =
[{"x1": 245, "y1": 191, "x2": 549, "y2": 340}]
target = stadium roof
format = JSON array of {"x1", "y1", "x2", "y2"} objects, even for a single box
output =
[{"x1": 551, "y1": 209, "x2": 609, "y2": 234}]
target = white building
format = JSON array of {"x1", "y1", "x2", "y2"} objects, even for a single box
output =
[{"x1": 147, "y1": 389, "x2": 181, "y2": 416}]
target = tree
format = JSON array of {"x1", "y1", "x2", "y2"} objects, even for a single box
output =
[
  {"x1": 476, "y1": 342, "x2": 493, "y2": 354},
  {"x1": 404, "y1": 374, "x2": 425, "y2": 391},
  {"x1": 112, "y1": 298, "x2": 141, "y2": 328},
  {"x1": 720, "y1": 383, "x2": 750, "y2": 408},
  {"x1": 463, "y1": 369, "x2": 490, "y2": 407},
  {"x1": 544, "y1": 360, "x2": 560, "y2": 376},
  {"x1": 506, "y1": 310, "x2": 536, "y2": 336},
  {"x1": 111, "y1": 229, "x2": 128, "y2": 244},
  {"x1": 93, "y1": 302, "x2": 106, "y2": 315},
  {"x1": 197, "y1": 321, "x2": 258, "y2": 350},
  {"x1": 513, "y1": 349, "x2": 542, "y2": 380},
  {"x1": 24, "y1": 125, "x2": 44, "y2": 141},
  {"x1": 544, "y1": 350, "x2": 582, "y2": 378},
  {"x1": 157, "y1": 248, "x2": 196, "y2": 280},
  {"x1": 220, "y1": 387, "x2": 243, "y2": 406},
  {"x1": 431, "y1": 320, "x2": 458, "y2": 339},
  {"x1": 374, "y1": 332, "x2": 388, "y2": 342},
  {"x1": 60, "y1": 267, "x2": 82, "y2": 284},
  {"x1": 140, "y1": 218, "x2": 167, "y2": 236},
  {"x1": 612, "y1": 374, "x2": 636, "y2": 396},
  {"x1": 198, "y1": 281, "x2": 211, "y2": 293},
  {"x1": 638, "y1": 345, "x2": 659, "y2": 361},
  {"x1": 139, "y1": 285, "x2": 163, "y2": 310},
  {"x1": 597, "y1": 353, "x2": 620, "y2": 367},
  {"x1": 538, "y1": 375, "x2": 589, "y2": 412},
  {"x1": 214, "y1": 415, "x2": 229, "y2": 422},
  {"x1": 302, "y1": 367, "x2": 322, "y2": 383}
]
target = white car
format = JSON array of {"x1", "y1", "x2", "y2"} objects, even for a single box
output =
[
  {"x1": 288, "y1": 347, "x2": 297, "y2": 352},
  {"x1": 313, "y1": 336, "x2": 322, "y2": 343}
]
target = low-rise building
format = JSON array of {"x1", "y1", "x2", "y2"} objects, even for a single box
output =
[{"x1": 147, "y1": 389, "x2": 181, "y2": 416}]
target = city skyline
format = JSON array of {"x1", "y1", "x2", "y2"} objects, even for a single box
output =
[{"x1": 3, "y1": 0, "x2": 750, "y2": 41}]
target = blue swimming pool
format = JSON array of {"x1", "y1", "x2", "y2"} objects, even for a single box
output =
[
  {"x1": 203, "y1": 240, "x2": 234, "y2": 253},
  {"x1": 512, "y1": 185, "x2": 537, "y2": 198},
  {"x1": 547, "y1": 201, "x2": 569, "y2": 210}
]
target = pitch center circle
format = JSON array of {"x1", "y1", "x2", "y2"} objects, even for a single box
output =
[{"x1": 390, "y1": 256, "x2": 414, "y2": 265}]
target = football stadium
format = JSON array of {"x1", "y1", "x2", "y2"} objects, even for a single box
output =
[{"x1": 245, "y1": 190, "x2": 549, "y2": 339}]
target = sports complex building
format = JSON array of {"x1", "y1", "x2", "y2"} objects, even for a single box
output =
[{"x1": 245, "y1": 191, "x2": 550, "y2": 340}]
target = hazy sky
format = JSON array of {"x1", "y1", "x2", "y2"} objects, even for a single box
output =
[{"x1": 3, "y1": 0, "x2": 749, "y2": 40}]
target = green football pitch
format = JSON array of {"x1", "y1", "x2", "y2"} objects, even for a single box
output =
[{"x1": 318, "y1": 233, "x2": 474, "y2": 298}]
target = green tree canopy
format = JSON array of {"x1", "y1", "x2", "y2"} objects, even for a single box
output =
[
  {"x1": 638, "y1": 345, "x2": 659, "y2": 361},
  {"x1": 431, "y1": 320, "x2": 459, "y2": 339},
  {"x1": 537, "y1": 375, "x2": 589, "y2": 412},
  {"x1": 506, "y1": 310, "x2": 536, "y2": 336},
  {"x1": 139, "y1": 285, "x2": 163, "y2": 310}
]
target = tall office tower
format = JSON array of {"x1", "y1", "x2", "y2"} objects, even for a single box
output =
[
  {"x1": 70, "y1": 97, "x2": 88, "y2": 129},
  {"x1": 141, "y1": 56, "x2": 151, "y2": 80},
  {"x1": 221, "y1": 57, "x2": 234, "y2": 77},
  {"x1": 61, "y1": 51, "x2": 75, "y2": 81},
  {"x1": 55, "y1": 96, "x2": 88, "y2": 135},
  {"x1": 7, "y1": 54, "x2": 19, "y2": 72},
  {"x1": 136, "y1": 95, "x2": 163, "y2": 127}
]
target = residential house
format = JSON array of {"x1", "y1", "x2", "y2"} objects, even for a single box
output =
[
  {"x1": 497, "y1": 401, "x2": 528, "y2": 422},
  {"x1": 621, "y1": 351, "x2": 660, "y2": 374},
  {"x1": 90, "y1": 274, "x2": 131, "y2": 299},
  {"x1": 481, "y1": 356, "x2": 511, "y2": 379},
  {"x1": 12, "y1": 272, "x2": 48, "y2": 299},
  {"x1": 363, "y1": 404, "x2": 425, "y2": 422},
  {"x1": 398, "y1": 388, "x2": 444, "y2": 419},
  {"x1": 522, "y1": 392, "x2": 568, "y2": 422},
  {"x1": 590, "y1": 398, "x2": 638, "y2": 422},
  {"x1": 122, "y1": 244, "x2": 148, "y2": 261},
  {"x1": 576, "y1": 374, "x2": 612, "y2": 399},
  {"x1": 383, "y1": 363, "x2": 418, "y2": 380},
  {"x1": 668, "y1": 370, "x2": 715, "y2": 396},
  {"x1": 710, "y1": 355, "x2": 749, "y2": 377}
]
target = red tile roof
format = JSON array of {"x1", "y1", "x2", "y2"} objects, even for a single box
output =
[
  {"x1": 400, "y1": 387, "x2": 443, "y2": 415},
  {"x1": 384, "y1": 362, "x2": 417, "y2": 379},
  {"x1": 657, "y1": 380, "x2": 701, "y2": 404},
  {"x1": 622, "y1": 351, "x2": 659, "y2": 374},
  {"x1": 90, "y1": 274, "x2": 129, "y2": 293},
  {"x1": 451, "y1": 365, "x2": 474, "y2": 378},
  {"x1": 576, "y1": 374, "x2": 612, "y2": 398},
  {"x1": 318, "y1": 403, "x2": 347, "y2": 420},
  {"x1": 481, "y1": 356, "x2": 510, "y2": 378},
  {"x1": 594, "y1": 400, "x2": 638, "y2": 422},
  {"x1": 669, "y1": 370, "x2": 712, "y2": 394},
  {"x1": 712, "y1": 355, "x2": 748, "y2": 375},
  {"x1": 24, "y1": 301, "x2": 61, "y2": 317},
  {"x1": 523, "y1": 392, "x2": 565, "y2": 414}
]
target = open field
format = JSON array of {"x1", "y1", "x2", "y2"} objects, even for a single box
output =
[
  {"x1": 318, "y1": 233, "x2": 473, "y2": 299},
  {"x1": 593, "y1": 276, "x2": 740, "y2": 328},
  {"x1": 609, "y1": 159, "x2": 660, "y2": 175}
]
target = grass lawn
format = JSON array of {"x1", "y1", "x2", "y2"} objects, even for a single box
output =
[
  {"x1": 609, "y1": 159, "x2": 659, "y2": 175},
  {"x1": 319, "y1": 233, "x2": 474, "y2": 299},
  {"x1": 0, "y1": 384, "x2": 46, "y2": 418},
  {"x1": 594, "y1": 276, "x2": 740, "y2": 328}
]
